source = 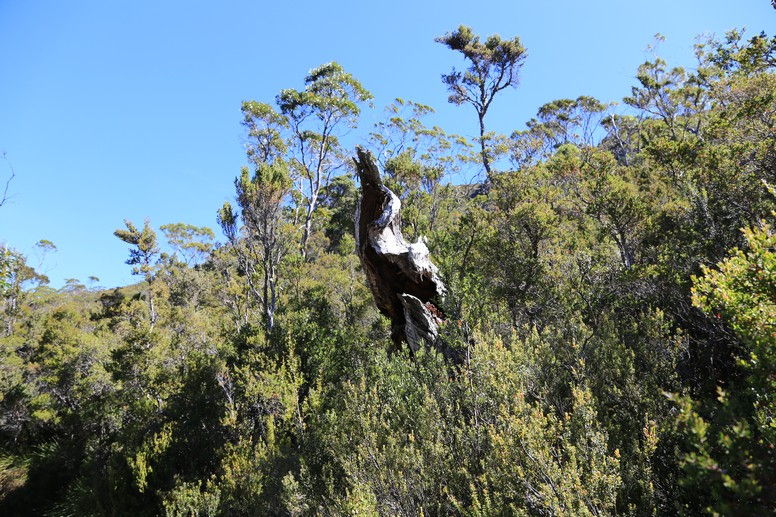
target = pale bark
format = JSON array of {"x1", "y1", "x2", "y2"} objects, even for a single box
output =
[{"x1": 353, "y1": 147, "x2": 451, "y2": 356}]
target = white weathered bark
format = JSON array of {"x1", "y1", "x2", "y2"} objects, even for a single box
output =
[{"x1": 353, "y1": 146, "x2": 446, "y2": 352}]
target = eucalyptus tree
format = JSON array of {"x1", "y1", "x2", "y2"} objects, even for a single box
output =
[
  {"x1": 369, "y1": 98, "x2": 470, "y2": 235},
  {"x1": 219, "y1": 97, "x2": 307, "y2": 329},
  {"x1": 510, "y1": 96, "x2": 609, "y2": 168},
  {"x1": 436, "y1": 26, "x2": 526, "y2": 179},
  {"x1": 278, "y1": 62, "x2": 372, "y2": 259},
  {"x1": 158, "y1": 223, "x2": 215, "y2": 308},
  {"x1": 240, "y1": 63, "x2": 372, "y2": 261}
]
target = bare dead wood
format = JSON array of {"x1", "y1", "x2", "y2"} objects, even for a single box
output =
[{"x1": 353, "y1": 146, "x2": 449, "y2": 355}]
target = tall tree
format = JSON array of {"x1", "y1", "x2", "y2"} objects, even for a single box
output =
[
  {"x1": 436, "y1": 25, "x2": 526, "y2": 180},
  {"x1": 222, "y1": 100, "x2": 300, "y2": 330},
  {"x1": 276, "y1": 62, "x2": 372, "y2": 259},
  {"x1": 114, "y1": 219, "x2": 160, "y2": 326},
  {"x1": 218, "y1": 162, "x2": 292, "y2": 330},
  {"x1": 510, "y1": 96, "x2": 609, "y2": 167},
  {"x1": 240, "y1": 64, "x2": 371, "y2": 260}
]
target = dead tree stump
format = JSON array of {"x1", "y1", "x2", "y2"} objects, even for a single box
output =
[{"x1": 353, "y1": 146, "x2": 448, "y2": 353}]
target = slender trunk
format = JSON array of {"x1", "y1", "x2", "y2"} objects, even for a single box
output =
[
  {"x1": 612, "y1": 227, "x2": 633, "y2": 269},
  {"x1": 478, "y1": 112, "x2": 491, "y2": 178},
  {"x1": 300, "y1": 126, "x2": 329, "y2": 260},
  {"x1": 5, "y1": 294, "x2": 16, "y2": 336},
  {"x1": 300, "y1": 196, "x2": 317, "y2": 260},
  {"x1": 147, "y1": 282, "x2": 156, "y2": 327},
  {"x1": 263, "y1": 260, "x2": 272, "y2": 329},
  {"x1": 300, "y1": 213, "x2": 312, "y2": 260},
  {"x1": 458, "y1": 224, "x2": 479, "y2": 282},
  {"x1": 267, "y1": 272, "x2": 276, "y2": 330},
  {"x1": 262, "y1": 248, "x2": 277, "y2": 330}
]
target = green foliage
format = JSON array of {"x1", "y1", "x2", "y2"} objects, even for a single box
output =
[
  {"x1": 241, "y1": 61, "x2": 372, "y2": 259},
  {"x1": 162, "y1": 478, "x2": 221, "y2": 517},
  {"x1": 115, "y1": 219, "x2": 161, "y2": 326},
  {"x1": 114, "y1": 220, "x2": 160, "y2": 278},
  {"x1": 277, "y1": 62, "x2": 372, "y2": 126},
  {"x1": 666, "y1": 222, "x2": 776, "y2": 515},
  {"x1": 160, "y1": 223, "x2": 215, "y2": 266},
  {"x1": 512, "y1": 96, "x2": 610, "y2": 166},
  {"x1": 437, "y1": 25, "x2": 527, "y2": 175},
  {"x1": 436, "y1": 25, "x2": 527, "y2": 109}
]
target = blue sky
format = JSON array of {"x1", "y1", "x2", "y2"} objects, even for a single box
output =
[{"x1": 1, "y1": 0, "x2": 773, "y2": 288}]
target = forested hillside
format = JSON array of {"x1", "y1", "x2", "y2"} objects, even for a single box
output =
[{"x1": 1, "y1": 27, "x2": 775, "y2": 516}]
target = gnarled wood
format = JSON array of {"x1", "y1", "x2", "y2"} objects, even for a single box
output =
[{"x1": 354, "y1": 146, "x2": 446, "y2": 352}]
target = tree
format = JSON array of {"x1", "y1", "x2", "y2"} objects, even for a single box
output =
[
  {"x1": 0, "y1": 247, "x2": 47, "y2": 336},
  {"x1": 272, "y1": 63, "x2": 372, "y2": 258},
  {"x1": 241, "y1": 100, "x2": 288, "y2": 165},
  {"x1": 510, "y1": 96, "x2": 609, "y2": 167},
  {"x1": 369, "y1": 98, "x2": 470, "y2": 237},
  {"x1": 32, "y1": 239, "x2": 57, "y2": 274},
  {"x1": 436, "y1": 25, "x2": 526, "y2": 179},
  {"x1": 160, "y1": 223, "x2": 215, "y2": 266},
  {"x1": 239, "y1": 64, "x2": 371, "y2": 261},
  {"x1": 218, "y1": 162, "x2": 293, "y2": 330},
  {"x1": 114, "y1": 220, "x2": 160, "y2": 326}
]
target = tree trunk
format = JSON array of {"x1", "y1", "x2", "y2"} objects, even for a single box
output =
[
  {"x1": 300, "y1": 205, "x2": 314, "y2": 261},
  {"x1": 354, "y1": 147, "x2": 459, "y2": 360},
  {"x1": 478, "y1": 113, "x2": 491, "y2": 177},
  {"x1": 147, "y1": 283, "x2": 157, "y2": 327},
  {"x1": 469, "y1": 113, "x2": 493, "y2": 197}
]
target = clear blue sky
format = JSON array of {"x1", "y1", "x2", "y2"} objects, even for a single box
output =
[{"x1": 1, "y1": 0, "x2": 773, "y2": 288}]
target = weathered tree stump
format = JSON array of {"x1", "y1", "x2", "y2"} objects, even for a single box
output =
[{"x1": 353, "y1": 146, "x2": 447, "y2": 353}]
